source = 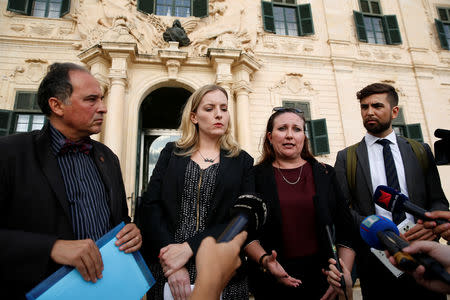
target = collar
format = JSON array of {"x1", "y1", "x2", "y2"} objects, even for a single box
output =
[
  {"x1": 365, "y1": 130, "x2": 397, "y2": 147},
  {"x1": 49, "y1": 123, "x2": 93, "y2": 156}
]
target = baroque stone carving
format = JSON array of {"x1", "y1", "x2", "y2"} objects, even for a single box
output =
[
  {"x1": 24, "y1": 59, "x2": 48, "y2": 82},
  {"x1": 269, "y1": 73, "x2": 315, "y2": 94}
]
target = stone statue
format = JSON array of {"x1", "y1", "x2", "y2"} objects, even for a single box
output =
[{"x1": 163, "y1": 19, "x2": 191, "y2": 46}]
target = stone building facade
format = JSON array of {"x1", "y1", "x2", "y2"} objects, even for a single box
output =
[{"x1": 1, "y1": 0, "x2": 449, "y2": 214}]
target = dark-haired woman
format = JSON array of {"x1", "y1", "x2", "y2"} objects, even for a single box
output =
[{"x1": 245, "y1": 107, "x2": 355, "y2": 299}]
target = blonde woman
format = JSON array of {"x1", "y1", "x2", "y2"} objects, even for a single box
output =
[{"x1": 142, "y1": 84, "x2": 254, "y2": 300}]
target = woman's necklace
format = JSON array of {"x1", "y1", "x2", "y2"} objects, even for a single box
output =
[
  {"x1": 277, "y1": 161, "x2": 304, "y2": 185},
  {"x1": 198, "y1": 151, "x2": 220, "y2": 163}
]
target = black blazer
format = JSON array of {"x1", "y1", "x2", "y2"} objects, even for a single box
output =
[
  {"x1": 142, "y1": 142, "x2": 254, "y2": 261},
  {"x1": 252, "y1": 159, "x2": 354, "y2": 265},
  {"x1": 0, "y1": 123, "x2": 130, "y2": 298}
]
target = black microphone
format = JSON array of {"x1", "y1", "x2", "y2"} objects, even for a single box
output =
[
  {"x1": 315, "y1": 193, "x2": 349, "y2": 300},
  {"x1": 435, "y1": 129, "x2": 450, "y2": 140},
  {"x1": 217, "y1": 194, "x2": 267, "y2": 243},
  {"x1": 434, "y1": 129, "x2": 450, "y2": 165},
  {"x1": 360, "y1": 215, "x2": 450, "y2": 285},
  {"x1": 373, "y1": 185, "x2": 448, "y2": 226}
]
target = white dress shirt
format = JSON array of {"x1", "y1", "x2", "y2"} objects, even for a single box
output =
[{"x1": 365, "y1": 131, "x2": 414, "y2": 223}]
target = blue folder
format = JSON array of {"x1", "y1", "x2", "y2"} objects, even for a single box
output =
[{"x1": 26, "y1": 222, "x2": 155, "y2": 300}]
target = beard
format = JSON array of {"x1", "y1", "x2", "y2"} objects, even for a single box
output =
[{"x1": 363, "y1": 118, "x2": 392, "y2": 135}]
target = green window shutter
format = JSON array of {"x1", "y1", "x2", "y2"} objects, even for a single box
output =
[
  {"x1": 370, "y1": 1, "x2": 381, "y2": 15},
  {"x1": 353, "y1": 10, "x2": 367, "y2": 42},
  {"x1": 14, "y1": 92, "x2": 38, "y2": 111},
  {"x1": 360, "y1": 0, "x2": 370, "y2": 13},
  {"x1": 405, "y1": 123, "x2": 423, "y2": 143},
  {"x1": 60, "y1": 0, "x2": 70, "y2": 17},
  {"x1": 296, "y1": 3, "x2": 314, "y2": 36},
  {"x1": 7, "y1": 0, "x2": 32, "y2": 15},
  {"x1": 193, "y1": 0, "x2": 208, "y2": 18},
  {"x1": 438, "y1": 8, "x2": 449, "y2": 22},
  {"x1": 137, "y1": 0, "x2": 154, "y2": 14},
  {"x1": 382, "y1": 15, "x2": 402, "y2": 45},
  {"x1": 435, "y1": 19, "x2": 449, "y2": 50},
  {"x1": 283, "y1": 101, "x2": 311, "y2": 120},
  {"x1": 261, "y1": 1, "x2": 275, "y2": 33},
  {"x1": 310, "y1": 118, "x2": 330, "y2": 155},
  {"x1": 0, "y1": 110, "x2": 14, "y2": 136}
]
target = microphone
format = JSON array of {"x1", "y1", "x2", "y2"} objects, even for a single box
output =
[
  {"x1": 360, "y1": 215, "x2": 450, "y2": 284},
  {"x1": 373, "y1": 185, "x2": 448, "y2": 226},
  {"x1": 217, "y1": 194, "x2": 267, "y2": 243},
  {"x1": 434, "y1": 129, "x2": 450, "y2": 140},
  {"x1": 434, "y1": 129, "x2": 450, "y2": 165},
  {"x1": 315, "y1": 194, "x2": 349, "y2": 300}
]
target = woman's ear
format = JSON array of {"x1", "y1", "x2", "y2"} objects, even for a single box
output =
[
  {"x1": 267, "y1": 132, "x2": 272, "y2": 145},
  {"x1": 190, "y1": 111, "x2": 198, "y2": 124}
]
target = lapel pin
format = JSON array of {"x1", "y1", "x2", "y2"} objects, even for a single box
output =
[{"x1": 99, "y1": 156, "x2": 105, "y2": 163}]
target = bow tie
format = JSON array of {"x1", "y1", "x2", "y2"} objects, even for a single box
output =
[{"x1": 59, "y1": 138, "x2": 93, "y2": 155}]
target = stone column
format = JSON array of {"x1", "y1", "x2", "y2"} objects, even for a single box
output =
[
  {"x1": 78, "y1": 45, "x2": 110, "y2": 143},
  {"x1": 104, "y1": 53, "x2": 129, "y2": 162},
  {"x1": 208, "y1": 49, "x2": 241, "y2": 137},
  {"x1": 233, "y1": 81, "x2": 252, "y2": 151},
  {"x1": 101, "y1": 42, "x2": 136, "y2": 163},
  {"x1": 232, "y1": 54, "x2": 261, "y2": 152}
]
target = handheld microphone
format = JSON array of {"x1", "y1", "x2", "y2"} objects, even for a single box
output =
[
  {"x1": 360, "y1": 215, "x2": 450, "y2": 285},
  {"x1": 217, "y1": 194, "x2": 267, "y2": 243},
  {"x1": 434, "y1": 129, "x2": 450, "y2": 140},
  {"x1": 315, "y1": 195, "x2": 349, "y2": 300},
  {"x1": 373, "y1": 185, "x2": 448, "y2": 226}
]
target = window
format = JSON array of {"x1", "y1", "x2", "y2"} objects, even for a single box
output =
[
  {"x1": 261, "y1": 1, "x2": 314, "y2": 37},
  {"x1": 7, "y1": 0, "x2": 70, "y2": 18},
  {"x1": 392, "y1": 108, "x2": 423, "y2": 142},
  {"x1": 353, "y1": 0, "x2": 402, "y2": 45},
  {"x1": 283, "y1": 101, "x2": 330, "y2": 156},
  {"x1": 0, "y1": 92, "x2": 46, "y2": 136},
  {"x1": 137, "y1": 0, "x2": 208, "y2": 18},
  {"x1": 435, "y1": 7, "x2": 450, "y2": 50}
]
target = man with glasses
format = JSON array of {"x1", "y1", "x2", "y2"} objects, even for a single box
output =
[{"x1": 334, "y1": 83, "x2": 448, "y2": 300}]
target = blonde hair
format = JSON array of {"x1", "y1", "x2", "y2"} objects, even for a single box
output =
[{"x1": 176, "y1": 84, "x2": 241, "y2": 157}]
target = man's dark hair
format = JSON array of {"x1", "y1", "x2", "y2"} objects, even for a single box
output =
[
  {"x1": 37, "y1": 62, "x2": 88, "y2": 116},
  {"x1": 356, "y1": 83, "x2": 399, "y2": 107}
]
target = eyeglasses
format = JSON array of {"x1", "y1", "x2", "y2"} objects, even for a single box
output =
[{"x1": 272, "y1": 107, "x2": 303, "y2": 114}]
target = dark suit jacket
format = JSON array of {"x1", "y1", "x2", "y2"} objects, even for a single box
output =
[
  {"x1": 141, "y1": 142, "x2": 254, "y2": 261},
  {"x1": 0, "y1": 123, "x2": 130, "y2": 298},
  {"x1": 252, "y1": 159, "x2": 354, "y2": 266},
  {"x1": 335, "y1": 136, "x2": 448, "y2": 229},
  {"x1": 335, "y1": 135, "x2": 448, "y2": 299}
]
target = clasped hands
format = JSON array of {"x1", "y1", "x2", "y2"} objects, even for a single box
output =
[
  {"x1": 159, "y1": 242, "x2": 194, "y2": 300},
  {"x1": 50, "y1": 223, "x2": 141, "y2": 283}
]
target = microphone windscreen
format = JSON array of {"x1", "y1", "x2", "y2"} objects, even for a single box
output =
[
  {"x1": 360, "y1": 215, "x2": 399, "y2": 250},
  {"x1": 231, "y1": 194, "x2": 267, "y2": 233},
  {"x1": 434, "y1": 129, "x2": 450, "y2": 140},
  {"x1": 373, "y1": 185, "x2": 396, "y2": 210}
]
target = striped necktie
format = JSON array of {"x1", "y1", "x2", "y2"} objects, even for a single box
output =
[{"x1": 376, "y1": 139, "x2": 406, "y2": 224}]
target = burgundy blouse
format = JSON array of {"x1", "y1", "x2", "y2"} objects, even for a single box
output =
[{"x1": 274, "y1": 162, "x2": 319, "y2": 259}]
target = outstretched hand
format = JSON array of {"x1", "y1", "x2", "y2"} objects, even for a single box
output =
[{"x1": 263, "y1": 250, "x2": 302, "y2": 287}]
